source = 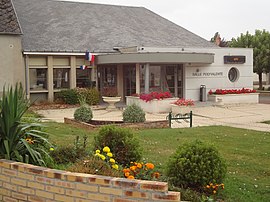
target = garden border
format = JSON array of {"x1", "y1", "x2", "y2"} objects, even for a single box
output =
[{"x1": 64, "y1": 118, "x2": 169, "y2": 130}]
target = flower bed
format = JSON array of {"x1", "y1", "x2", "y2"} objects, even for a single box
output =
[
  {"x1": 209, "y1": 88, "x2": 256, "y2": 95},
  {"x1": 126, "y1": 95, "x2": 178, "y2": 113},
  {"x1": 171, "y1": 98, "x2": 195, "y2": 114},
  {"x1": 208, "y1": 93, "x2": 259, "y2": 104}
]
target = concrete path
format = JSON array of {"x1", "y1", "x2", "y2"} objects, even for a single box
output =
[{"x1": 36, "y1": 103, "x2": 270, "y2": 132}]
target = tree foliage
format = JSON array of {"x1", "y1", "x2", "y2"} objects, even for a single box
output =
[{"x1": 230, "y1": 30, "x2": 270, "y2": 89}]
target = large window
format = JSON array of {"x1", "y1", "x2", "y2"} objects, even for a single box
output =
[
  {"x1": 29, "y1": 68, "x2": 47, "y2": 91},
  {"x1": 53, "y1": 68, "x2": 70, "y2": 89},
  {"x1": 76, "y1": 69, "x2": 93, "y2": 88}
]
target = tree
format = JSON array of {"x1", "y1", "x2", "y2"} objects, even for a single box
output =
[
  {"x1": 230, "y1": 30, "x2": 270, "y2": 89},
  {"x1": 210, "y1": 32, "x2": 229, "y2": 47}
]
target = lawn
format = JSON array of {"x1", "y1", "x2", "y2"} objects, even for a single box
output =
[{"x1": 43, "y1": 122, "x2": 270, "y2": 202}]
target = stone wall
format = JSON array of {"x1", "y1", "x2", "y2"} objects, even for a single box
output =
[{"x1": 0, "y1": 159, "x2": 180, "y2": 202}]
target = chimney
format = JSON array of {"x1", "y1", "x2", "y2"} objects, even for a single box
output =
[{"x1": 215, "y1": 34, "x2": 221, "y2": 46}]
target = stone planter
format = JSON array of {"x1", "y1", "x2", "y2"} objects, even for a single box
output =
[
  {"x1": 102, "y1": 96, "x2": 121, "y2": 110},
  {"x1": 208, "y1": 93, "x2": 259, "y2": 104},
  {"x1": 126, "y1": 96, "x2": 178, "y2": 113},
  {"x1": 171, "y1": 104, "x2": 194, "y2": 114}
]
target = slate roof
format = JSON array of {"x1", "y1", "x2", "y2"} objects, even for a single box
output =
[
  {"x1": 13, "y1": 0, "x2": 216, "y2": 52},
  {"x1": 0, "y1": 0, "x2": 22, "y2": 34}
]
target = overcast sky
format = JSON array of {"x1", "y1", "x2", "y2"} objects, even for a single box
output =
[{"x1": 60, "y1": 0, "x2": 270, "y2": 41}]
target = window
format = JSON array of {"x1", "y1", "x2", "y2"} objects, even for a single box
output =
[
  {"x1": 53, "y1": 68, "x2": 70, "y2": 89},
  {"x1": 228, "y1": 67, "x2": 239, "y2": 82},
  {"x1": 29, "y1": 69, "x2": 47, "y2": 90},
  {"x1": 76, "y1": 68, "x2": 93, "y2": 88}
]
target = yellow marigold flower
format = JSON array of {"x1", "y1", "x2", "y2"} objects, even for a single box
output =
[
  {"x1": 100, "y1": 155, "x2": 106, "y2": 161},
  {"x1": 107, "y1": 152, "x2": 113, "y2": 157},
  {"x1": 109, "y1": 158, "x2": 115, "y2": 164},
  {"x1": 145, "y1": 163, "x2": 154, "y2": 169},
  {"x1": 130, "y1": 166, "x2": 137, "y2": 171},
  {"x1": 95, "y1": 149, "x2": 101, "y2": 154},
  {"x1": 49, "y1": 147, "x2": 54, "y2": 151},
  {"x1": 124, "y1": 172, "x2": 130, "y2": 177},
  {"x1": 127, "y1": 175, "x2": 134, "y2": 179},
  {"x1": 112, "y1": 164, "x2": 119, "y2": 170},
  {"x1": 206, "y1": 185, "x2": 210, "y2": 189},
  {"x1": 137, "y1": 163, "x2": 142, "y2": 169},
  {"x1": 103, "y1": 146, "x2": 110, "y2": 153},
  {"x1": 213, "y1": 190, "x2": 217, "y2": 194}
]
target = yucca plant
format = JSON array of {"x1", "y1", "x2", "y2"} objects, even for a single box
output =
[{"x1": 0, "y1": 83, "x2": 51, "y2": 166}]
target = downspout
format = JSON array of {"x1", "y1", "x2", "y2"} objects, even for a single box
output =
[{"x1": 24, "y1": 54, "x2": 30, "y2": 99}]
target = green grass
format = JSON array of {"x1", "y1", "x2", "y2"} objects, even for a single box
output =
[{"x1": 42, "y1": 123, "x2": 270, "y2": 202}]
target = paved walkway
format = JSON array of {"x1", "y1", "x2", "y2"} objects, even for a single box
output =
[{"x1": 37, "y1": 103, "x2": 270, "y2": 132}]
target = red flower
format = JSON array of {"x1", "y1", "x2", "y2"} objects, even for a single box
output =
[
  {"x1": 139, "y1": 91, "x2": 172, "y2": 102},
  {"x1": 209, "y1": 88, "x2": 256, "y2": 95}
]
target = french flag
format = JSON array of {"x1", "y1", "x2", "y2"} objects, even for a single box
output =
[
  {"x1": 85, "y1": 50, "x2": 95, "y2": 62},
  {"x1": 80, "y1": 65, "x2": 87, "y2": 70}
]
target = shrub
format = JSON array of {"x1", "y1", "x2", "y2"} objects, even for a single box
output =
[
  {"x1": 74, "y1": 105, "x2": 93, "y2": 122},
  {"x1": 123, "y1": 104, "x2": 145, "y2": 123},
  {"x1": 67, "y1": 156, "x2": 122, "y2": 177},
  {"x1": 0, "y1": 83, "x2": 52, "y2": 166},
  {"x1": 93, "y1": 125, "x2": 142, "y2": 166},
  {"x1": 76, "y1": 88, "x2": 100, "y2": 105},
  {"x1": 55, "y1": 89, "x2": 78, "y2": 104},
  {"x1": 166, "y1": 140, "x2": 227, "y2": 192},
  {"x1": 50, "y1": 136, "x2": 87, "y2": 164}
]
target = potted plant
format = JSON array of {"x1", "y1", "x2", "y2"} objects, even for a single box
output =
[{"x1": 102, "y1": 86, "x2": 121, "y2": 110}]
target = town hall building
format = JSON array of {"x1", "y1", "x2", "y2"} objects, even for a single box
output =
[{"x1": 0, "y1": 0, "x2": 253, "y2": 103}]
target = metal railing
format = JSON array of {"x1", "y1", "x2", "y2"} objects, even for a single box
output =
[{"x1": 167, "y1": 111, "x2": 193, "y2": 128}]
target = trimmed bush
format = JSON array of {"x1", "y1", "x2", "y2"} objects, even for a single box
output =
[
  {"x1": 123, "y1": 104, "x2": 145, "y2": 123},
  {"x1": 74, "y1": 105, "x2": 93, "y2": 122},
  {"x1": 76, "y1": 88, "x2": 100, "y2": 105},
  {"x1": 55, "y1": 89, "x2": 78, "y2": 104},
  {"x1": 93, "y1": 125, "x2": 142, "y2": 166},
  {"x1": 166, "y1": 140, "x2": 227, "y2": 192}
]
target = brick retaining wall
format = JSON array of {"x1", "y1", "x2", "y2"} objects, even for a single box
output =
[
  {"x1": 0, "y1": 159, "x2": 180, "y2": 202},
  {"x1": 64, "y1": 118, "x2": 169, "y2": 130}
]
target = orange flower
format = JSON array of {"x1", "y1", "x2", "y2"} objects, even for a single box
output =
[
  {"x1": 123, "y1": 168, "x2": 130, "y2": 173},
  {"x1": 124, "y1": 172, "x2": 130, "y2": 177},
  {"x1": 130, "y1": 166, "x2": 137, "y2": 171},
  {"x1": 127, "y1": 175, "x2": 134, "y2": 179},
  {"x1": 152, "y1": 172, "x2": 160, "y2": 179},
  {"x1": 145, "y1": 163, "x2": 154, "y2": 169},
  {"x1": 137, "y1": 163, "x2": 142, "y2": 169}
]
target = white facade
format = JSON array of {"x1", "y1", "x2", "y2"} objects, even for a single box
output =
[
  {"x1": 137, "y1": 47, "x2": 253, "y2": 101},
  {"x1": 184, "y1": 48, "x2": 253, "y2": 101}
]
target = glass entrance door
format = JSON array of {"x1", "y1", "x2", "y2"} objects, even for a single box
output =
[
  {"x1": 164, "y1": 65, "x2": 183, "y2": 97},
  {"x1": 124, "y1": 65, "x2": 136, "y2": 96}
]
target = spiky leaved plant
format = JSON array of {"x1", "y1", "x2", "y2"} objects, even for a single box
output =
[{"x1": 0, "y1": 83, "x2": 51, "y2": 166}]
